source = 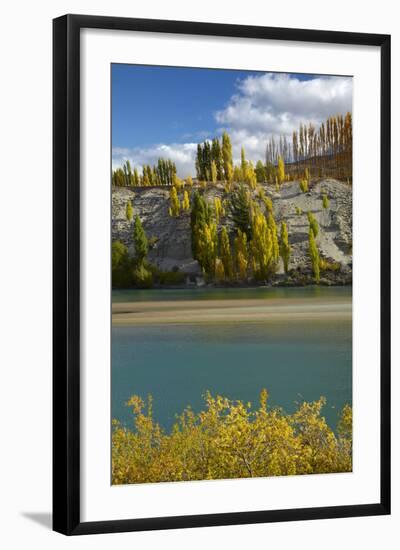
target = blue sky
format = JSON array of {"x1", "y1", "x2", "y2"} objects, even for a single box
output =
[
  {"x1": 112, "y1": 65, "x2": 265, "y2": 148},
  {"x1": 112, "y1": 64, "x2": 352, "y2": 177}
]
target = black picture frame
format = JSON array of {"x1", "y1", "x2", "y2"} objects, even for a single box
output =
[{"x1": 53, "y1": 14, "x2": 391, "y2": 535}]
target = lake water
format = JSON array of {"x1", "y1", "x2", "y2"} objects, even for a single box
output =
[{"x1": 112, "y1": 286, "x2": 352, "y2": 431}]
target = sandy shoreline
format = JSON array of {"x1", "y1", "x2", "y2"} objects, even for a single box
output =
[{"x1": 112, "y1": 297, "x2": 352, "y2": 325}]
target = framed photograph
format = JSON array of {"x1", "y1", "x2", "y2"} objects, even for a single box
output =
[{"x1": 53, "y1": 14, "x2": 390, "y2": 535}]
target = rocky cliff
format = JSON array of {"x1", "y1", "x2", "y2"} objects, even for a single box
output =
[{"x1": 112, "y1": 179, "x2": 352, "y2": 284}]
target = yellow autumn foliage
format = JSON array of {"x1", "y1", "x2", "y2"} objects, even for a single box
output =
[{"x1": 112, "y1": 390, "x2": 352, "y2": 485}]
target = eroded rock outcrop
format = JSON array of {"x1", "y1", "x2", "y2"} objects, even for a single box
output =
[{"x1": 112, "y1": 179, "x2": 352, "y2": 283}]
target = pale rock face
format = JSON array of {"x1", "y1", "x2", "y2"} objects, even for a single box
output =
[
  {"x1": 112, "y1": 179, "x2": 352, "y2": 282},
  {"x1": 112, "y1": 186, "x2": 198, "y2": 272}
]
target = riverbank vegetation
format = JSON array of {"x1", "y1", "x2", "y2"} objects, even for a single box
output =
[
  {"x1": 112, "y1": 390, "x2": 352, "y2": 485},
  {"x1": 112, "y1": 178, "x2": 338, "y2": 288},
  {"x1": 111, "y1": 112, "x2": 352, "y2": 289}
]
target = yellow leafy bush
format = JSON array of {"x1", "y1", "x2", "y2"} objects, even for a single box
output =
[
  {"x1": 319, "y1": 258, "x2": 341, "y2": 272},
  {"x1": 112, "y1": 390, "x2": 352, "y2": 485}
]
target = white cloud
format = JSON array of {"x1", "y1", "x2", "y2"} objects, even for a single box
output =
[
  {"x1": 216, "y1": 73, "x2": 352, "y2": 164},
  {"x1": 113, "y1": 73, "x2": 352, "y2": 176},
  {"x1": 112, "y1": 142, "x2": 198, "y2": 178}
]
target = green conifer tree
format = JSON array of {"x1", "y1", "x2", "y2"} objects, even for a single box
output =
[{"x1": 230, "y1": 184, "x2": 252, "y2": 239}]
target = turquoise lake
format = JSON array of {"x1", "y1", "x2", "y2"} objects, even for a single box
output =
[{"x1": 112, "y1": 286, "x2": 352, "y2": 431}]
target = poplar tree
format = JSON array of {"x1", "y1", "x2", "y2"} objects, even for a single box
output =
[
  {"x1": 234, "y1": 230, "x2": 248, "y2": 280},
  {"x1": 126, "y1": 200, "x2": 133, "y2": 222},
  {"x1": 220, "y1": 226, "x2": 233, "y2": 279},
  {"x1": 214, "y1": 197, "x2": 224, "y2": 224},
  {"x1": 222, "y1": 131, "x2": 233, "y2": 181},
  {"x1": 244, "y1": 161, "x2": 257, "y2": 190},
  {"x1": 197, "y1": 221, "x2": 218, "y2": 276},
  {"x1": 299, "y1": 179, "x2": 309, "y2": 193},
  {"x1": 203, "y1": 141, "x2": 212, "y2": 181},
  {"x1": 126, "y1": 160, "x2": 133, "y2": 186},
  {"x1": 196, "y1": 144, "x2": 202, "y2": 179},
  {"x1": 241, "y1": 147, "x2": 247, "y2": 177},
  {"x1": 307, "y1": 211, "x2": 319, "y2": 237},
  {"x1": 280, "y1": 222, "x2": 291, "y2": 273},
  {"x1": 133, "y1": 215, "x2": 148, "y2": 265},
  {"x1": 112, "y1": 168, "x2": 125, "y2": 187},
  {"x1": 263, "y1": 195, "x2": 273, "y2": 214},
  {"x1": 308, "y1": 228, "x2": 320, "y2": 283},
  {"x1": 182, "y1": 190, "x2": 190, "y2": 211},
  {"x1": 191, "y1": 191, "x2": 212, "y2": 260},
  {"x1": 214, "y1": 258, "x2": 225, "y2": 282},
  {"x1": 169, "y1": 186, "x2": 180, "y2": 217},
  {"x1": 142, "y1": 171, "x2": 150, "y2": 186},
  {"x1": 267, "y1": 213, "x2": 280, "y2": 263},
  {"x1": 250, "y1": 211, "x2": 272, "y2": 280},
  {"x1": 225, "y1": 163, "x2": 233, "y2": 184},
  {"x1": 133, "y1": 168, "x2": 140, "y2": 186},
  {"x1": 233, "y1": 165, "x2": 242, "y2": 183},
  {"x1": 277, "y1": 156, "x2": 285, "y2": 186},
  {"x1": 255, "y1": 160, "x2": 266, "y2": 183},
  {"x1": 211, "y1": 160, "x2": 217, "y2": 183},
  {"x1": 211, "y1": 138, "x2": 223, "y2": 181}
]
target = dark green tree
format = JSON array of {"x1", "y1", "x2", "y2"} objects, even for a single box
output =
[
  {"x1": 126, "y1": 160, "x2": 133, "y2": 185},
  {"x1": 133, "y1": 215, "x2": 148, "y2": 265},
  {"x1": 112, "y1": 168, "x2": 125, "y2": 187},
  {"x1": 211, "y1": 138, "x2": 223, "y2": 180},
  {"x1": 230, "y1": 184, "x2": 252, "y2": 239},
  {"x1": 112, "y1": 240, "x2": 132, "y2": 288}
]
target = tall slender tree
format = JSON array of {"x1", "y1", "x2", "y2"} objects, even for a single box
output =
[
  {"x1": 126, "y1": 200, "x2": 134, "y2": 221},
  {"x1": 308, "y1": 228, "x2": 320, "y2": 283},
  {"x1": 222, "y1": 131, "x2": 233, "y2": 181},
  {"x1": 220, "y1": 226, "x2": 233, "y2": 279},
  {"x1": 133, "y1": 215, "x2": 148, "y2": 266},
  {"x1": 279, "y1": 222, "x2": 291, "y2": 273}
]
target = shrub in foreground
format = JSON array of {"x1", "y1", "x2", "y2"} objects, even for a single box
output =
[{"x1": 112, "y1": 390, "x2": 352, "y2": 485}]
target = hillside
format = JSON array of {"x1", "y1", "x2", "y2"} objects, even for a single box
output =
[{"x1": 112, "y1": 179, "x2": 352, "y2": 286}]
